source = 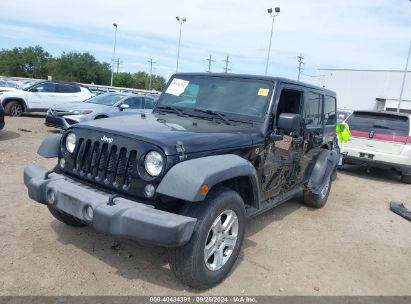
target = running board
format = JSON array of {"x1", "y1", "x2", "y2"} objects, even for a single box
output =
[{"x1": 245, "y1": 185, "x2": 304, "y2": 218}]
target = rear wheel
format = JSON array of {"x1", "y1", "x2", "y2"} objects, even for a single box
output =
[
  {"x1": 169, "y1": 187, "x2": 246, "y2": 290},
  {"x1": 5, "y1": 101, "x2": 24, "y2": 117},
  {"x1": 401, "y1": 174, "x2": 411, "y2": 184},
  {"x1": 303, "y1": 177, "x2": 332, "y2": 208},
  {"x1": 47, "y1": 205, "x2": 87, "y2": 227}
]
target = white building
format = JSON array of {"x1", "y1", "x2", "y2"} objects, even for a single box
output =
[{"x1": 317, "y1": 68, "x2": 411, "y2": 113}]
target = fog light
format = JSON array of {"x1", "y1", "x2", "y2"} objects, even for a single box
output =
[
  {"x1": 47, "y1": 190, "x2": 56, "y2": 205},
  {"x1": 59, "y1": 158, "x2": 66, "y2": 168},
  {"x1": 86, "y1": 205, "x2": 93, "y2": 220},
  {"x1": 144, "y1": 184, "x2": 156, "y2": 198}
]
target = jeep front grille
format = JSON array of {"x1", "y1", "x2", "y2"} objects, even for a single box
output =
[{"x1": 72, "y1": 138, "x2": 137, "y2": 191}]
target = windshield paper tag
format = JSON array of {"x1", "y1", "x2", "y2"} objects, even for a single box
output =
[
  {"x1": 258, "y1": 88, "x2": 269, "y2": 96},
  {"x1": 166, "y1": 78, "x2": 189, "y2": 96}
]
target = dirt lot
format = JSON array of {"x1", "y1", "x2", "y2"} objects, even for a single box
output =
[{"x1": 0, "y1": 115, "x2": 410, "y2": 296}]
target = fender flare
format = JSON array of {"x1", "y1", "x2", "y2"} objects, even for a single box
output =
[
  {"x1": 307, "y1": 149, "x2": 339, "y2": 194},
  {"x1": 37, "y1": 134, "x2": 62, "y2": 158},
  {"x1": 2, "y1": 97, "x2": 28, "y2": 111},
  {"x1": 157, "y1": 154, "x2": 260, "y2": 203}
]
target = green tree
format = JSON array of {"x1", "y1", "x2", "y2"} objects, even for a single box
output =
[
  {"x1": 113, "y1": 72, "x2": 135, "y2": 88},
  {"x1": 0, "y1": 46, "x2": 52, "y2": 78}
]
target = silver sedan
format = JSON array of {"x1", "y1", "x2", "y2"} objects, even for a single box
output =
[{"x1": 45, "y1": 93, "x2": 156, "y2": 129}]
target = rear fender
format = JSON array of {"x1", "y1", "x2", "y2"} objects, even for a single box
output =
[{"x1": 307, "y1": 149, "x2": 339, "y2": 194}]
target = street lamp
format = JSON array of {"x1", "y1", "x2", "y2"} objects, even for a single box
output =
[
  {"x1": 176, "y1": 16, "x2": 186, "y2": 72},
  {"x1": 110, "y1": 22, "x2": 118, "y2": 86},
  {"x1": 265, "y1": 7, "x2": 280, "y2": 76}
]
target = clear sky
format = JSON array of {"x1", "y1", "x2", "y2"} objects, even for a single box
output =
[{"x1": 0, "y1": 0, "x2": 410, "y2": 83}]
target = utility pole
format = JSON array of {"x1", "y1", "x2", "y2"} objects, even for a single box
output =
[
  {"x1": 297, "y1": 53, "x2": 305, "y2": 81},
  {"x1": 223, "y1": 55, "x2": 231, "y2": 73},
  {"x1": 206, "y1": 55, "x2": 215, "y2": 73},
  {"x1": 148, "y1": 58, "x2": 155, "y2": 90},
  {"x1": 397, "y1": 40, "x2": 411, "y2": 113},
  {"x1": 175, "y1": 16, "x2": 186, "y2": 72},
  {"x1": 116, "y1": 58, "x2": 121, "y2": 74},
  {"x1": 265, "y1": 7, "x2": 280, "y2": 76},
  {"x1": 110, "y1": 23, "x2": 118, "y2": 86}
]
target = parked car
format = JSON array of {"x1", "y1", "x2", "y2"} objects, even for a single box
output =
[
  {"x1": 0, "y1": 80, "x2": 93, "y2": 117},
  {"x1": 0, "y1": 102, "x2": 4, "y2": 130},
  {"x1": 24, "y1": 73, "x2": 339, "y2": 289},
  {"x1": 0, "y1": 79, "x2": 18, "y2": 92},
  {"x1": 342, "y1": 110, "x2": 411, "y2": 183},
  {"x1": 45, "y1": 93, "x2": 156, "y2": 129}
]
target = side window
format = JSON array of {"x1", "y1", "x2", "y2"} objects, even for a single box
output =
[
  {"x1": 304, "y1": 91, "x2": 322, "y2": 126},
  {"x1": 31, "y1": 82, "x2": 56, "y2": 93},
  {"x1": 56, "y1": 84, "x2": 79, "y2": 93},
  {"x1": 324, "y1": 96, "x2": 336, "y2": 125},
  {"x1": 144, "y1": 98, "x2": 155, "y2": 109},
  {"x1": 124, "y1": 97, "x2": 142, "y2": 109},
  {"x1": 276, "y1": 88, "x2": 303, "y2": 118}
]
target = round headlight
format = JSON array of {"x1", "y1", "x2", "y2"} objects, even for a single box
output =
[
  {"x1": 144, "y1": 151, "x2": 164, "y2": 177},
  {"x1": 65, "y1": 132, "x2": 76, "y2": 153}
]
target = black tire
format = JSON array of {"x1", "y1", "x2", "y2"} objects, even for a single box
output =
[
  {"x1": 303, "y1": 176, "x2": 332, "y2": 208},
  {"x1": 169, "y1": 187, "x2": 246, "y2": 290},
  {"x1": 401, "y1": 174, "x2": 411, "y2": 184},
  {"x1": 5, "y1": 101, "x2": 24, "y2": 117},
  {"x1": 47, "y1": 205, "x2": 87, "y2": 227}
]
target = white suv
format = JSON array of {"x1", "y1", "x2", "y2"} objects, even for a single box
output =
[
  {"x1": 0, "y1": 81, "x2": 94, "y2": 116},
  {"x1": 342, "y1": 111, "x2": 411, "y2": 183}
]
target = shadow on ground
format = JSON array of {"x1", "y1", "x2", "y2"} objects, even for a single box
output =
[
  {"x1": 339, "y1": 164, "x2": 402, "y2": 184},
  {"x1": 0, "y1": 130, "x2": 21, "y2": 141},
  {"x1": 50, "y1": 196, "x2": 303, "y2": 291}
]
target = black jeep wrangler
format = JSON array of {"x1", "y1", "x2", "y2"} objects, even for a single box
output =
[{"x1": 24, "y1": 73, "x2": 338, "y2": 289}]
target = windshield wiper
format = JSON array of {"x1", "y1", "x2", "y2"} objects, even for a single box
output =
[
  {"x1": 194, "y1": 109, "x2": 232, "y2": 125},
  {"x1": 157, "y1": 106, "x2": 187, "y2": 116}
]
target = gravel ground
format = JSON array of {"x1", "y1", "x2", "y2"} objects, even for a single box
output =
[{"x1": 0, "y1": 115, "x2": 410, "y2": 296}]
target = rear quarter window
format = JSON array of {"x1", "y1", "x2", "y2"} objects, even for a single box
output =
[{"x1": 346, "y1": 112, "x2": 410, "y2": 137}]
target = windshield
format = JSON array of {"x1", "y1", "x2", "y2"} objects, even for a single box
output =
[
  {"x1": 21, "y1": 80, "x2": 41, "y2": 91},
  {"x1": 85, "y1": 93, "x2": 127, "y2": 106},
  {"x1": 156, "y1": 75, "x2": 273, "y2": 121}
]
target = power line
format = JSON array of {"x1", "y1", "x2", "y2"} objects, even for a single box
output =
[
  {"x1": 148, "y1": 58, "x2": 156, "y2": 90},
  {"x1": 223, "y1": 55, "x2": 231, "y2": 73},
  {"x1": 297, "y1": 53, "x2": 305, "y2": 81},
  {"x1": 205, "y1": 55, "x2": 215, "y2": 73}
]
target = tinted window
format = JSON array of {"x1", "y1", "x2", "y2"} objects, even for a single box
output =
[
  {"x1": 86, "y1": 93, "x2": 126, "y2": 106},
  {"x1": 144, "y1": 97, "x2": 155, "y2": 109},
  {"x1": 346, "y1": 112, "x2": 410, "y2": 137},
  {"x1": 56, "y1": 84, "x2": 81, "y2": 93},
  {"x1": 304, "y1": 91, "x2": 322, "y2": 125},
  {"x1": 124, "y1": 97, "x2": 143, "y2": 109},
  {"x1": 324, "y1": 95, "x2": 336, "y2": 125},
  {"x1": 32, "y1": 82, "x2": 56, "y2": 93}
]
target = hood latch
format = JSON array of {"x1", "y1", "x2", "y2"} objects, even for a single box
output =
[{"x1": 176, "y1": 141, "x2": 187, "y2": 161}]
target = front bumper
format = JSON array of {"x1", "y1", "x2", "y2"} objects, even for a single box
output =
[
  {"x1": 45, "y1": 114, "x2": 81, "y2": 129},
  {"x1": 24, "y1": 164, "x2": 197, "y2": 247}
]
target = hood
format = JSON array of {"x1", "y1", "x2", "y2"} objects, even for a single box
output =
[
  {"x1": 74, "y1": 113, "x2": 258, "y2": 155},
  {"x1": 52, "y1": 102, "x2": 112, "y2": 112}
]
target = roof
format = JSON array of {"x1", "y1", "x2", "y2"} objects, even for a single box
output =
[
  {"x1": 173, "y1": 72, "x2": 336, "y2": 95},
  {"x1": 318, "y1": 68, "x2": 411, "y2": 73},
  {"x1": 353, "y1": 110, "x2": 410, "y2": 118}
]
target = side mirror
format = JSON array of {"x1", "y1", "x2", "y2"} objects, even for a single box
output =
[
  {"x1": 277, "y1": 113, "x2": 302, "y2": 132},
  {"x1": 119, "y1": 104, "x2": 130, "y2": 111}
]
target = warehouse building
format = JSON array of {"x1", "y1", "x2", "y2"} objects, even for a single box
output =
[{"x1": 317, "y1": 68, "x2": 411, "y2": 113}]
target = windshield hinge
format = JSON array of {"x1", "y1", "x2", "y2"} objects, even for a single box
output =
[{"x1": 176, "y1": 141, "x2": 187, "y2": 161}]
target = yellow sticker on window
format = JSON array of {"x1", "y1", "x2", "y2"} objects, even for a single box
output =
[{"x1": 258, "y1": 88, "x2": 269, "y2": 96}]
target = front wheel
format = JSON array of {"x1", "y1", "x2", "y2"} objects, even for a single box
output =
[
  {"x1": 5, "y1": 101, "x2": 24, "y2": 117},
  {"x1": 169, "y1": 187, "x2": 246, "y2": 290},
  {"x1": 303, "y1": 176, "x2": 332, "y2": 208}
]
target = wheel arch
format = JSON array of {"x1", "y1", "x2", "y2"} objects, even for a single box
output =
[{"x1": 3, "y1": 98, "x2": 28, "y2": 112}]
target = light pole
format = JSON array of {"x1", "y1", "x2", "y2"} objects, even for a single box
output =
[
  {"x1": 265, "y1": 7, "x2": 280, "y2": 76},
  {"x1": 397, "y1": 40, "x2": 411, "y2": 113},
  {"x1": 176, "y1": 16, "x2": 186, "y2": 72},
  {"x1": 110, "y1": 23, "x2": 118, "y2": 86}
]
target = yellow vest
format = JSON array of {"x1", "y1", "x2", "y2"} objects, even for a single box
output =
[{"x1": 336, "y1": 122, "x2": 351, "y2": 143}]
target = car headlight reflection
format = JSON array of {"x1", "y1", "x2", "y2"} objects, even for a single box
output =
[
  {"x1": 144, "y1": 151, "x2": 164, "y2": 177},
  {"x1": 65, "y1": 132, "x2": 76, "y2": 153}
]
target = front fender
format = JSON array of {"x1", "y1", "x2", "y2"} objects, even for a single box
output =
[
  {"x1": 37, "y1": 134, "x2": 62, "y2": 158},
  {"x1": 157, "y1": 154, "x2": 260, "y2": 202}
]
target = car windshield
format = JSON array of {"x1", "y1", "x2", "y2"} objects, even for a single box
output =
[
  {"x1": 156, "y1": 75, "x2": 273, "y2": 121},
  {"x1": 85, "y1": 93, "x2": 127, "y2": 106},
  {"x1": 21, "y1": 80, "x2": 41, "y2": 91}
]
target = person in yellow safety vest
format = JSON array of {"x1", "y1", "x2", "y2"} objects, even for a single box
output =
[{"x1": 336, "y1": 122, "x2": 351, "y2": 144}]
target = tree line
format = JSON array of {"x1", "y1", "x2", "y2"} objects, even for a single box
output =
[{"x1": 0, "y1": 46, "x2": 166, "y2": 90}]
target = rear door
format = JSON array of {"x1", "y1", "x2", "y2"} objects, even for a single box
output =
[{"x1": 345, "y1": 112, "x2": 410, "y2": 155}]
